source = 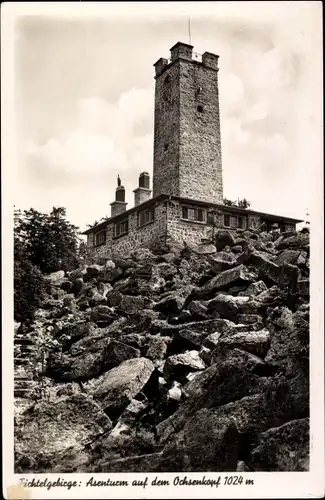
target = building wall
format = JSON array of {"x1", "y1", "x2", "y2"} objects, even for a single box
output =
[
  {"x1": 87, "y1": 198, "x2": 298, "y2": 258},
  {"x1": 153, "y1": 51, "x2": 223, "y2": 204},
  {"x1": 87, "y1": 201, "x2": 167, "y2": 259},
  {"x1": 178, "y1": 59, "x2": 223, "y2": 204},
  {"x1": 153, "y1": 60, "x2": 181, "y2": 198}
]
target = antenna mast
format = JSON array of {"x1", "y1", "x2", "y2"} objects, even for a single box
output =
[{"x1": 188, "y1": 16, "x2": 191, "y2": 45}]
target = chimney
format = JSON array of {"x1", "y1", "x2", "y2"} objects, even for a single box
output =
[
  {"x1": 110, "y1": 175, "x2": 127, "y2": 217},
  {"x1": 133, "y1": 172, "x2": 152, "y2": 206}
]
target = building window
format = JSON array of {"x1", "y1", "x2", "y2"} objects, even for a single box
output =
[
  {"x1": 138, "y1": 206, "x2": 155, "y2": 227},
  {"x1": 181, "y1": 205, "x2": 207, "y2": 223},
  {"x1": 114, "y1": 218, "x2": 129, "y2": 238},
  {"x1": 164, "y1": 143, "x2": 169, "y2": 151},
  {"x1": 224, "y1": 213, "x2": 247, "y2": 229},
  {"x1": 197, "y1": 105, "x2": 203, "y2": 113},
  {"x1": 94, "y1": 230, "x2": 106, "y2": 246},
  {"x1": 224, "y1": 214, "x2": 230, "y2": 227}
]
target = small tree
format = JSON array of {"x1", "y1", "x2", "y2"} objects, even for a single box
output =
[
  {"x1": 223, "y1": 197, "x2": 251, "y2": 209},
  {"x1": 15, "y1": 206, "x2": 80, "y2": 273},
  {"x1": 14, "y1": 237, "x2": 49, "y2": 322}
]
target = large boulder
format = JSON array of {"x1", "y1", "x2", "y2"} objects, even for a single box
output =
[
  {"x1": 214, "y1": 229, "x2": 236, "y2": 251},
  {"x1": 207, "y1": 294, "x2": 257, "y2": 320},
  {"x1": 265, "y1": 307, "x2": 309, "y2": 374},
  {"x1": 54, "y1": 321, "x2": 97, "y2": 349},
  {"x1": 163, "y1": 350, "x2": 206, "y2": 382},
  {"x1": 248, "y1": 418, "x2": 309, "y2": 471},
  {"x1": 159, "y1": 409, "x2": 239, "y2": 472},
  {"x1": 154, "y1": 293, "x2": 185, "y2": 316},
  {"x1": 102, "y1": 340, "x2": 140, "y2": 370},
  {"x1": 209, "y1": 252, "x2": 238, "y2": 273},
  {"x1": 87, "y1": 357, "x2": 155, "y2": 418},
  {"x1": 238, "y1": 280, "x2": 267, "y2": 297},
  {"x1": 157, "y1": 348, "x2": 268, "y2": 443},
  {"x1": 15, "y1": 394, "x2": 112, "y2": 473},
  {"x1": 44, "y1": 270, "x2": 65, "y2": 286},
  {"x1": 216, "y1": 328, "x2": 270, "y2": 358},
  {"x1": 274, "y1": 232, "x2": 309, "y2": 251},
  {"x1": 199, "y1": 265, "x2": 258, "y2": 299},
  {"x1": 250, "y1": 251, "x2": 299, "y2": 290}
]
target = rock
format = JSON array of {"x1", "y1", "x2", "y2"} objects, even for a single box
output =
[
  {"x1": 232, "y1": 245, "x2": 243, "y2": 254},
  {"x1": 177, "y1": 318, "x2": 236, "y2": 347},
  {"x1": 68, "y1": 268, "x2": 85, "y2": 280},
  {"x1": 72, "y1": 277, "x2": 84, "y2": 295},
  {"x1": 160, "y1": 252, "x2": 176, "y2": 263},
  {"x1": 145, "y1": 336, "x2": 170, "y2": 361},
  {"x1": 156, "y1": 263, "x2": 178, "y2": 280},
  {"x1": 199, "y1": 265, "x2": 257, "y2": 299},
  {"x1": 102, "y1": 340, "x2": 141, "y2": 370},
  {"x1": 187, "y1": 300, "x2": 208, "y2": 318},
  {"x1": 237, "y1": 314, "x2": 264, "y2": 326},
  {"x1": 46, "y1": 349, "x2": 109, "y2": 382},
  {"x1": 91, "y1": 453, "x2": 163, "y2": 473},
  {"x1": 157, "y1": 348, "x2": 267, "y2": 443},
  {"x1": 97, "y1": 267, "x2": 124, "y2": 284},
  {"x1": 97, "y1": 282, "x2": 113, "y2": 298},
  {"x1": 238, "y1": 280, "x2": 268, "y2": 297},
  {"x1": 60, "y1": 281, "x2": 73, "y2": 294},
  {"x1": 163, "y1": 350, "x2": 206, "y2": 382},
  {"x1": 130, "y1": 248, "x2": 157, "y2": 262},
  {"x1": 217, "y1": 328, "x2": 270, "y2": 358},
  {"x1": 88, "y1": 357, "x2": 155, "y2": 418},
  {"x1": 86, "y1": 264, "x2": 103, "y2": 279},
  {"x1": 248, "y1": 418, "x2": 309, "y2": 471},
  {"x1": 44, "y1": 270, "x2": 65, "y2": 286},
  {"x1": 214, "y1": 229, "x2": 236, "y2": 251},
  {"x1": 275, "y1": 249, "x2": 306, "y2": 266},
  {"x1": 199, "y1": 345, "x2": 213, "y2": 365},
  {"x1": 250, "y1": 250, "x2": 299, "y2": 290},
  {"x1": 90, "y1": 305, "x2": 116, "y2": 324},
  {"x1": 297, "y1": 279, "x2": 309, "y2": 298},
  {"x1": 104, "y1": 259, "x2": 115, "y2": 270},
  {"x1": 274, "y1": 232, "x2": 309, "y2": 251},
  {"x1": 168, "y1": 381, "x2": 182, "y2": 402},
  {"x1": 119, "y1": 294, "x2": 152, "y2": 314},
  {"x1": 209, "y1": 251, "x2": 238, "y2": 273},
  {"x1": 55, "y1": 321, "x2": 97, "y2": 349},
  {"x1": 265, "y1": 307, "x2": 309, "y2": 373},
  {"x1": 159, "y1": 409, "x2": 239, "y2": 472},
  {"x1": 15, "y1": 394, "x2": 112, "y2": 473},
  {"x1": 186, "y1": 242, "x2": 217, "y2": 255},
  {"x1": 154, "y1": 294, "x2": 185, "y2": 315},
  {"x1": 207, "y1": 294, "x2": 255, "y2": 320}
]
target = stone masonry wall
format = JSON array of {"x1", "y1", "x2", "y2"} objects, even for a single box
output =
[
  {"x1": 153, "y1": 61, "x2": 180, "y2": 198},
  {"x1": 88, "y1": 202, "x2": 167, "y2": 260},
  {"x1": 153, "y1": 55, "x2": 223, "y2": 204},
  {"x1": 178, "y1": 60, "x2": 223, "y2": 203}
]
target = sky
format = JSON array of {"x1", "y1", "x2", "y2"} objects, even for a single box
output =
[{"x1": 8, "y1": 1, "x2": 323, "y2": 232}]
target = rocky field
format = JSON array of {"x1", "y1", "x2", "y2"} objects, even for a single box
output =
[{"x1": 14, "y1": 227, "x2": 310, "y2": 473}]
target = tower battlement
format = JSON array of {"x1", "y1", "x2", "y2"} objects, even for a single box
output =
[{"x1": 154, "y1": 42, "x2": 219, "y2": 78}]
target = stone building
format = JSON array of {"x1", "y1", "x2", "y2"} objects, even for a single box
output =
[{"x1": 83, "y1": 42, "x2": 302, "y2": 259}]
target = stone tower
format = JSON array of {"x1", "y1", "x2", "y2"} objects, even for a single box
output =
[{"x1": 152, "y1": 41, "x2": 223, "y2": 204}]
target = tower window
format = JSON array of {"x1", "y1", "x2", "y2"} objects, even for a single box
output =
[
  {"x1": 197, "y1": 105, "x2": 204, "y2": 113},
  {"x1": 164, "y1": 143, "x2": 169, "y2": 152},
  {"x1": 164, "y1": 75, "x2": 171, "y2": 84}
]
